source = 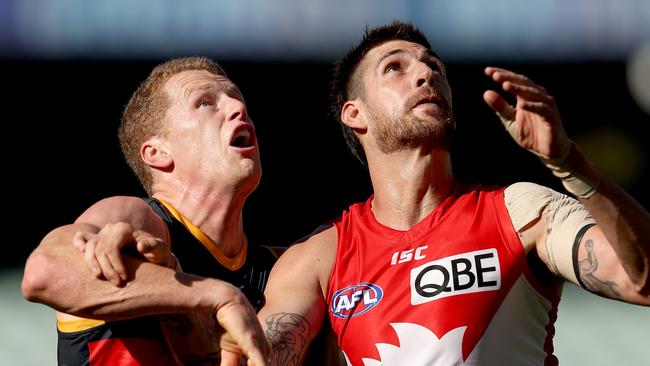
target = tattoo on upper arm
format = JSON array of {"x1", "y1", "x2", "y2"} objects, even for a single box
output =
[
  {"x1": 264, "y1": 313, "x2": 311, "y2": 366},
  {"x1": 578, "y1": 239, "x2": 622, "y2": 299}
]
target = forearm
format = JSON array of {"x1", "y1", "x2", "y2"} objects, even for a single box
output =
[
  {"x1": 580, "y1": 177, "x2": 650, "y2": 294},
  {"x1": 22, "y1": 225, "x2": 228, "y2": 319},
  {"x1": 263, "y1": 312, "x2": 313, "y2": 366}
]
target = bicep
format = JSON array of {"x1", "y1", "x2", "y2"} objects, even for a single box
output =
[
  {"x1": 75, "y1": 196, "x2": 167, "y2": 239},
  {"x1": 259, "y1": 242, "x2": 328, "y2": 364},
  {"x1": 575, "y1": 225, "x2": 646, "y2": 304},
  {"x1": 506, "y1": 182, "x2": 595, "y2": 284}
]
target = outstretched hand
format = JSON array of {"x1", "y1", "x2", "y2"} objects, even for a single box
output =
[
  {"x1": 72, "y1": 222, "x2": 176, "y2": 286},
  {"x1": 483, "y1": 67, "x2": 571, "y2": 161},
  {"x1": 213, "y1": 286, "x2": 271, "y2": 366}
]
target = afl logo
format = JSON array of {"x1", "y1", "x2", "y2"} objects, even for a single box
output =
[{"x1": 331, "y1": 282, "x2": 383, "y2": 319}]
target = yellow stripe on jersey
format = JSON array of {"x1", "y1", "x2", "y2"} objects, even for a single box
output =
[
  {"x1": 57, "y1": 316, "x2": 105, "y2": 333},
  {"x1": 156, "y1": 199, "x2": 247, "y2": 271}
]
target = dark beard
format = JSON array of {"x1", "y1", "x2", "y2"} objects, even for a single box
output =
[{"x1": 372, "y1": 107, "x2": 455, "y2": 154}]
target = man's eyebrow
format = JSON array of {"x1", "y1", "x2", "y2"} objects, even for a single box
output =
[
  {"x1": 376, "y1": 48, "x2": 407, "y2": 69},
  {"x1": 184, "y1": 82, "x2": 216, "y2": 99},
  {"x1": 226, "y1": 84, "x2": 244, "y2": 98},
  {"x1": 423, "y1": 49, "x2": 441, "y2": 61},
  {"x1": 184, "y1": 81, "x2": 240, "y2": 99}
]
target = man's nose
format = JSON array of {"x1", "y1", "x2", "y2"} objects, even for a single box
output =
[
  {"x1": 225, "y1": 97, "x2": 248, "y2": 122},
  {"x1": 414, "y1": 61, "x2": 435, "y2": 88}
]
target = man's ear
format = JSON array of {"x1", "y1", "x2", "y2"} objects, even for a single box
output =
[
  {"x1": 141, "y1": 137, "x2": 173, "y2": 169},
  {"x1": 341, "y1": 100, "x2": 368, "y2": 131}
]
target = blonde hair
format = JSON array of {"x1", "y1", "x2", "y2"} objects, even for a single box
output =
[{"x1": 118, "y1": 57, "x2": 226, "y2": 194}]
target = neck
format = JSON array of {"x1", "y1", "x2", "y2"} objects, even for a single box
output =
[
  {"x1": 367, "y1": 148, "x2": 455, "y2": 230},
  {"x1": 152, "y1": 181, "x2": 248, "y2": 258}
]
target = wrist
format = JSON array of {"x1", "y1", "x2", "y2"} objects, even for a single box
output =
[{"x1": 539, "y1": 141, "x2": 602, "y2": 199}]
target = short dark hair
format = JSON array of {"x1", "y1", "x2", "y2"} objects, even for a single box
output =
[{"x1": 329, "y1": 21, "x2": 432, "y2": 164}]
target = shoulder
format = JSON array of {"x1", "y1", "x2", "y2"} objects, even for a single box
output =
[
  {"x1": 75, "y1": 196, "x2": 151, "y2": 219},
  {"x1": 282, "y1": 225, "x2": 337, "y2": 262},
  {"x1": 274, "y1": 225, "x2": 338, "y2": 290},
  {"x1": 504, "y1": 182, "x2": 559, "y2": 202},
  {"x1": 503, "y1": 182, "x2": 566, "y2": 231},
  {"x1": 74, "y1": 196, "x2": 165, "y2": 234}
]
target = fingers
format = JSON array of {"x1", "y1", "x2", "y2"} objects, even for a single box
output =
[
  {"x1": 95, "y1": 245, "x2": 127, "y2": 286},
  {"x1": 485, "y1": 66, "x2": 534, "y2": 86},
  {"x1": 133, "y1": 230, "x2": 174, "y2": 268},
  {"x1": 518, "y1": 100, "x2": 557, "y2": 117},
  {"x1": 91, "y1": 222, "x2": 136, "y2": 286},
  {"x1": 72, "y1": 231, "x2": 92, "y2": 252},
  {"x1": 215, "y1": 291, "x2": 270, "y2": 366},
  {"x1": 483, "y1": 90, "x2": 515, "y2": 121},
  {"x1": 83, "y1": 236, "x2": 102, "y2": 278},
  {"x1": 78, "y1": 222, "x2": 172, "y2": 286},
  {"x1": 485, "y1": 66, "x2": 570, "y2": 159},
  {"x1": 220, "y1": 350, "x2": 240, "y2": 366},
  {"x1": 219, "y1": 317, "x2": 269, "y2": 366},
  {"x1": 485, "y1": 66, "x2": 554, "y2": 104}
]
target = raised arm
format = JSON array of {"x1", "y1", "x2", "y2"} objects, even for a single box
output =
[
  {"x1": 258, "y1": 227, "x2": 338, "y2": 365},
  {"x1": 484, "y1": 67, "x2": 650, "y2": 304}
]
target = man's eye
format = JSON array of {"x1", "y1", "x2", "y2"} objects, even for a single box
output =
[
  {"x1": 428, "y1": 61, "x2": 443, "y2": 74},
  {"x1": 385, "y1": 63, "x2": 401, "y2": 73},
  {"x1": 199, "y1": 98, "x2": 211, "y2": 107}
]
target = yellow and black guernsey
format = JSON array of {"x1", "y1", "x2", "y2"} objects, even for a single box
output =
[{"x1": 56, "y1": 198, "x2": 278, "y2": 365}]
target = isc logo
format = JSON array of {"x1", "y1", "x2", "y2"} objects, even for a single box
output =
[
  {"x1": 410, "y1": 248, "x2": 500, "y2": 305},
  {"x1": 330, "y1": 283, "x2": 383, "y2": 319},
  {"x1": 390, "y1": 245, "x2": 428, "y2": 265}
]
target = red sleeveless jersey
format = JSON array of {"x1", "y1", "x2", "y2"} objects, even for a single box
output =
[{"x1": 327, "y1": 185, "x2": 560, "y2": 365}]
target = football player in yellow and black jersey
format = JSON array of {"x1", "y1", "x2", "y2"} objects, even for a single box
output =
[{"x1": 23, "y1": 57, "x2": 275, "y2": 365}]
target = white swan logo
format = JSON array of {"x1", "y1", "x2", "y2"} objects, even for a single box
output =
[{"x1": 343, "y1": 322, "x2": 475, "y2": 366}]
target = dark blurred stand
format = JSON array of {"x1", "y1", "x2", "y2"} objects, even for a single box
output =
[{"x1": 3, "y1": 60, "x2": 648, "y2": 267}]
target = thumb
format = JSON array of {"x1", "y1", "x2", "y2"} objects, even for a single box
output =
[
  {"x1": 483, "y1": 90, "x2": 515, "y2": 122},
  {"x1": 136, "y1": 237, "x2": 171, "y2": 266},
  {"x1": 72, "y1": 231, "x2": 95, "y2": 252},
  {"x1": 483, "y1": 90, "x2": 519, "y2": 138}
]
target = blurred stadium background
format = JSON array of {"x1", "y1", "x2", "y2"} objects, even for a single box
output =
[{"x1": 1, "y1": 1, "x2": 649, "y2": 364}]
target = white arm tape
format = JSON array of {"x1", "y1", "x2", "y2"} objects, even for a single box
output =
[
  {"x1": 539, "y1": 141, "x2": 602, "y2": 199},
  {"x1": 505, "y1": 182, "x2": 596, "y2": 285}
]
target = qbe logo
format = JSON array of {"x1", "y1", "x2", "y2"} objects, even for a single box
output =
[
  {"x1": 331, "y1": 282, "x2": 383, "y2": 319},
  {"x1": 410, "y1": 248, "x2": 500, "y2": 305}
]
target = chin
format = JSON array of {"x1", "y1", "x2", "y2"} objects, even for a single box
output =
[{"x1": 239, "y1": 161, "x2": 262, "y2": 186}]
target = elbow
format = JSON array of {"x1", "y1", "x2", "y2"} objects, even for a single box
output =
[
  {"x1": 637, "y1": 288, "x2": 650, "y2": 306},
  {"x1": 22, "y1": 251, "x2": 56, "y2": 304},
  {"x1": 631, "y1": 264, "x2": 650, "y2": 305},
  {"x1": 637, "y1": 257, "x2": 650, "y2": 297},
  {"x1": 636, "y1": 279, "x2": 650, "y2": 303}
]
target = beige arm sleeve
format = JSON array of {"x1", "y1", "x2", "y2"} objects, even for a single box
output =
[{"x1": 505, "y1": 182, "x2": 596, "y2": 285}]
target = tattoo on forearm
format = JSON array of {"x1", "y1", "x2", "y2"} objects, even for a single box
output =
[
  {"x1": 264, "y1": 313, "x2": 311, "y2": 366},
  {"x1": 159, "y1": 314, "x2": 194, "y2": 335},
  {"x1": 578, "y1": 239, "x2": 622, "y2": 299}
]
